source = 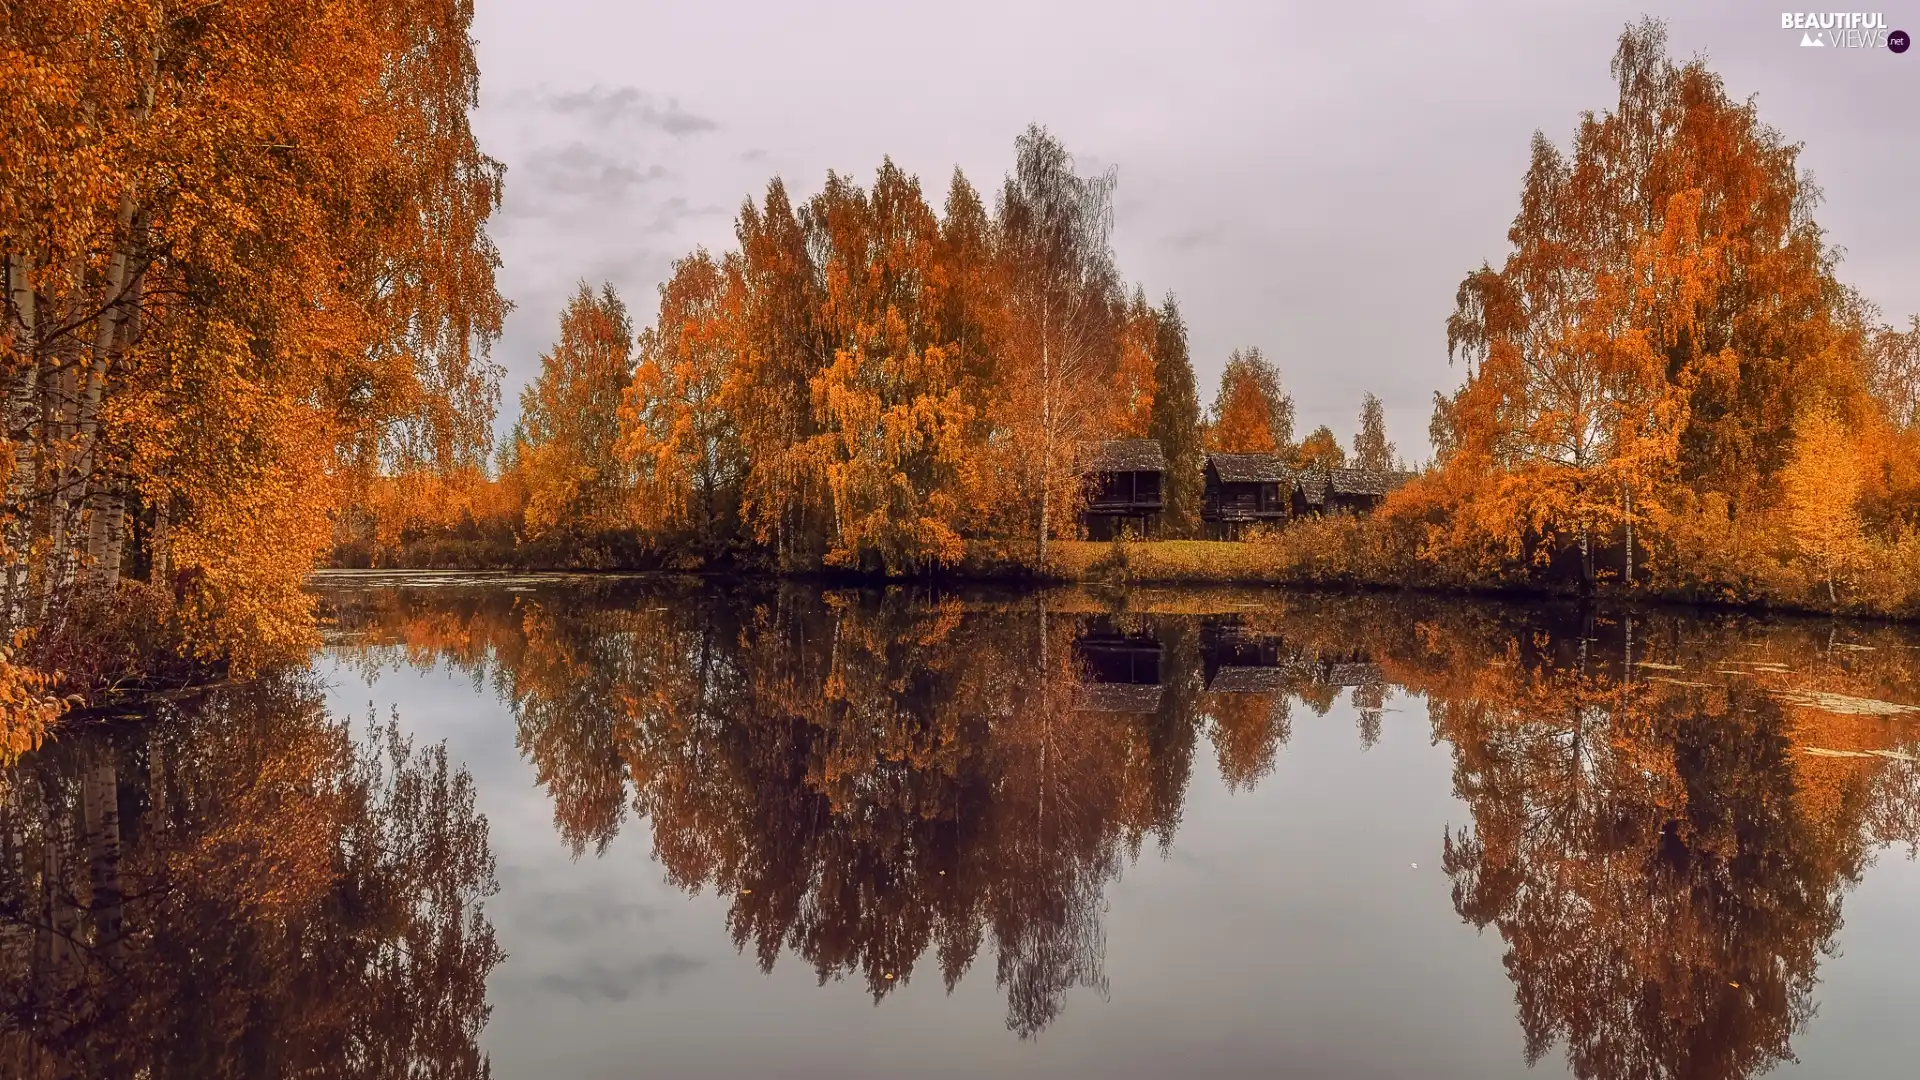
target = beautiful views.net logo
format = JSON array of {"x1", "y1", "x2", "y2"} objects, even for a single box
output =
[{"x1": 1781, "y1": 12, "x2": 1911, "y2": 51}]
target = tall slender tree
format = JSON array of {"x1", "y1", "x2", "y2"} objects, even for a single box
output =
[
  {"x1": 1781, "y1": 403, "x2": 1865, "y2": 606},
  {"x1": 516, "y1": 283, "x2": 634, "y2": 538},
  {"x1": 1207, "y1": 348, "x2": 1292, "y2": 455},
  {"x1": 621, "y1": 252, "x2": 742, "y2": 547},
  {"x1": 992, "y1": 125, "x2": 1123, "y2": 562},
  {"x1": 1147, "y1": 295, "x2": 1204, "y2": 537},
  {"x1": 727, "y1": 180, "x2": 826, "y2": 566},
  {"x1": 1296, "y1": 426, "x2": 1346, "y2": 471},
  {"x1": 1112, "y1": 289, "x2": 1159, "y2": 438},
  {"x1": 1353, "y1": 393, "x2": 1397, "y2": 471}
]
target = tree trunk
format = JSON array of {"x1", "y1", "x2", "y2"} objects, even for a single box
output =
[
  {"x1": 150, "y1": 496, "x2": 171, "y2": 585},
  {"x1": 1623, "y1": 486, "x2": 1634, "y2": 589},
  {"x1": 1037, "y1": 312, "x2": 1051, "y2": 566},
  {"x1": 3, "y1": 251, "x2": 40, "y2": 625},
  {"x1": 1036, "y1": 594, "x2": 1049, "y2": 845},
  {"x1": 1578, "y1": 523, "x2": 1593, "y2": 595},
  {"x1": 82, "y1": 759, "x2": 124, "y2": 966}
]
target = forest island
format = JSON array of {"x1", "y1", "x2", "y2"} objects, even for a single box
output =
[{"x1": 4, "y1": 16, "x2": 1919, "y2": 751}]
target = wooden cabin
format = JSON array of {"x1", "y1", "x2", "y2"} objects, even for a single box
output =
[
  {"x1": 1291, "y1": 469, "x2": 1331, "y2": 517},
  {"x1": 1081, "y1": 438, "x2": 1166, "y2": 540},
  {"x1": 1292, "y1": 467, "x2": 1414, "y2": 517},
  {"x1": 1202, "y1": 453, "x2": 1293, "y2": 539}
]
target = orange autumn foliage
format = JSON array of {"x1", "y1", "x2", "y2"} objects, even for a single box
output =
[
  {"x1": 513, "y1": 283, "x2": 634, "y2": 539},
  {"x1": 1206, "y1": 347, "x2": 1291, "y2": 455},
  {"x1": 609, "y1": 128, "x2": 1184, "y2": 571},
  {"x1": 1406, "y1": 17, "x2": 1920, "y2": 607},
  {"x1": 4, "y1": 0, "x2": 505, "y2": 681}
]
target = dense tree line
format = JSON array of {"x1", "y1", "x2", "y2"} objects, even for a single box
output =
[
  {"x1": 550, "y1": 128, "x2": 1206, "y2": 572},
  {"x1": 356, "y1": 25, "x2": 1920, "y2": 617},
  {"x1": 342, "y1": 125, "x2": 1403, "y2": 574},
  {"x1": 3, "y1": 1, "x2": 506, "y2": 736}
]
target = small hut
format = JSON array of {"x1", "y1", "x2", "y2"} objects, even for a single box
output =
[
  {"x1": 1291, "y1": 469, "x2": 1332, "y2": 517},
  {"x1": 1202, "y1": 453, "x2": 1293, "y2": 539},
  {"x1": 1081, "y1": 438, "x2": 1166, "y2": 540},
  {"x1": 1326, "y1": 467, "x2": 1413, "y2": 515},
  {"x1": 1293, "y1": 467, "x2": 1413, "y2": 517}
]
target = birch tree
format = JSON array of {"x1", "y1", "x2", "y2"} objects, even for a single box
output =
[{"x1": 992, "y1": 126, "x2": 1123, "y2": 562}]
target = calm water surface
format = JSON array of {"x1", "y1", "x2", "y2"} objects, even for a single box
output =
[{"x1": 6, "y1": 575, "x2": 1920, "y2": 1078}]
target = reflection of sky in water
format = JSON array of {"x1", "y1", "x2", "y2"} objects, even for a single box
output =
[{"x1": 318, "y1": 640, "x2": 1920, "y2": 1080}]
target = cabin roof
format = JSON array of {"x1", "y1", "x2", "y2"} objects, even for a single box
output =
[
  {"x1": 1207, "y1": 666, "x2": 1290, "y2": 693},
  {"x1": 1207, "y1": 452, "x2": 1292, "y2": 484},
  {"x1": 1076, "y1": 683, "x2": 1165, "y2": 713},
  {"x1": 1328, "y1": 467, "x2": 1413, "y2": 497},
  {"x1": 1084, "y1": 438, "x2": 1166, "y2": 474},
  {"x1": 1296, "y1": 470, "x2": 1330, "y2": 505}
]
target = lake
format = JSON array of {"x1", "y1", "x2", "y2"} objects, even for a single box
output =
[{"x1": 5, "y1": 574, "x2": 1920, "y2": 1078}]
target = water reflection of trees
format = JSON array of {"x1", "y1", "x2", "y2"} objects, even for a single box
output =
[
  {"x1": 321, "y1": 582, "x2": 1920, "y2": 1065},
  {"x1": 0, "y1": 675, "x2": 501, "y2": 1079}
]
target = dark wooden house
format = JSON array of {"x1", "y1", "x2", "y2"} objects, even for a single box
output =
[
  {"x1": 1202, "y1": 453, "x2": 1293, "y2": 539},
  {"x1": 1081, "y1": 438, "x2": 1166, "y2": 540},
  {"x1": 1292, "y1": 467, "x2": 1414, "y2": 517}
]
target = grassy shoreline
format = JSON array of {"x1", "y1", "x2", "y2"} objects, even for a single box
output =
[{"x1": 317, "y1": 531, "x2": 1920, "y2": 625}]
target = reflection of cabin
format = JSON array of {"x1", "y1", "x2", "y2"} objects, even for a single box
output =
[
  {"x1": 1075, "y1": 620, "x2": 1164, "y2": 713},
  {"x1": 1202, "y1": 454, "x2": 1293, "y2": 539},
  {"x1": 1322, "y1": 661, "x2": 1385, "y2": 688},
  {"x1": 1081, "y1": 439, "x2": 1166, "y2": 540},
  {"x1": 1291, "y1": 467, "x2": 1414, "y2": 517},
  {"x1": 1200, "y1": 621, "x2": 1291, "y2": 692}
]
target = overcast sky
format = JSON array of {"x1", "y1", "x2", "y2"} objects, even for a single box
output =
[{"x1": 470, "y1": 0, "x2": 1917, "y2": 458}]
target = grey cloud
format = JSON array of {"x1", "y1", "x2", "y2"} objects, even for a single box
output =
[
  {"x1": 642, "y1": 195, "x2": 727, "y2": 236},
  {"x1": 1161, "y1": 226, "x2": 1226, "y2": 252},
  {"x1": 537, "y1": 952, "x2": 707, "y2": 1002},
  {"x1": 514, "y1": 889, "x2": 666, "y2": 941},
  {"x1": 520, "y1": 143, "x2": 670, "y2": 199},
  {"x1": 512, "y1": 85, "x2": 718, "y2": 136}
]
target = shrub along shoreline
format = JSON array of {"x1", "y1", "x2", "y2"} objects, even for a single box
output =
[{"x1": 321, "y1": 509, "x2": 1920, "y2": 624}]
